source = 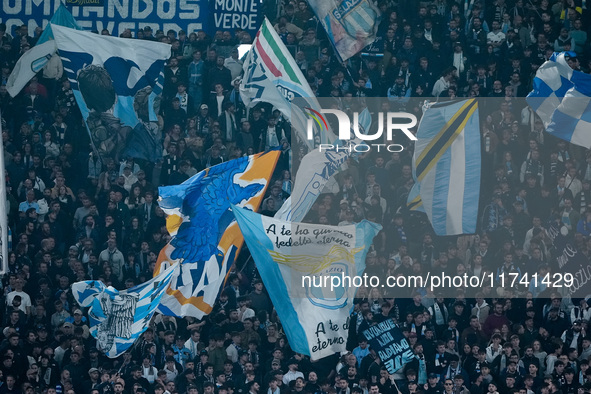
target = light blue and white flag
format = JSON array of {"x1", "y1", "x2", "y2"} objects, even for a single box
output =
[
  {"x1": 72, "y1": 264, "x2": 178, "y2": 358},
  {"x1": 545, "y1": 68, "x2": 591, "y2": 149},
  {"x1": 232, "y1": 206, "x2": 381, "y2": 360},
  {"x1": 407, "y1": 99, "x2": 481, "y2": 236},
  {"x1": 6, "y1": 5, "x2": 81, "y2": 97},
  {"x1": 526, "y1": 52, "x2": 575, "y2": 128},
  {"x1": 52, "y1": 25, "x2": 170, "y2": 161},
  {"x1": 307, "y1": 0, "x2": 381, "y2": 61}
]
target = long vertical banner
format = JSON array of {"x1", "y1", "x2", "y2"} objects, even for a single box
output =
[{"x1": 0, "y1": 112, "x2": 8, "y2": 275}]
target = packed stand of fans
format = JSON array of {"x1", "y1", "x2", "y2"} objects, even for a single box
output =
[{"x1": 2, "y1": 0, "x2": 591, "y2": 392}]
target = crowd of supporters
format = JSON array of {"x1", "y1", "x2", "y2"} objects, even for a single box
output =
[{"x1": 2, "y1": 0, "x2": 591, "y2": 393}]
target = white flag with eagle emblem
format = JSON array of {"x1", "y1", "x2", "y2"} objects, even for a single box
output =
[{"x1": 72, "y1": 264, "x2": 178, "y2": 358}]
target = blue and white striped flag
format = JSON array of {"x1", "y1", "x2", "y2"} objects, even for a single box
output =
[
  {"x1": 72, "y1": 264, "x2": 178, "y2": 358},
  {"x1": 526, "y1": 52, "x2": 574, "y2": 128},
  {"x1": 232, "y1": 205, "x2": 381, "y2": 360},
  {"x1": 407, "y1": 99, "x2": 481, "y2": 236},
  {"x1": 545, "y1": 68, "x2": 591, "y2": 149}
]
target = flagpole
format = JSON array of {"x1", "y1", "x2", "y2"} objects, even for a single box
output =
[{"x1": 0, "y1": 111, "x2": 9, "y2": 276}]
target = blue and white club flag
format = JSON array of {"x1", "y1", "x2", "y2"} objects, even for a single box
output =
[
  {"x1": 51, "y1": 25, "x2": 170, "y2": 161},
  {"x1": 307, "y1": 0, "x2": 381, "y2": 61},
  {"x1": 72, "y1": 264, "x2": 178, "y2": 358},
  {"x1": 545, "y1": 67, "x2": 591, "y2": 149},
  {"x1": 232, "y1": 206, "x2": 381, "y2": 360},
  {"x1": 6, "y1": 5, "x2": 81, "y2": 97},
  {"x1": 526, "y1": 52, "x2": 574, "y2": 128},
  {"x1": 407, "y1": 99, "x2": 481, "y2": 236}
]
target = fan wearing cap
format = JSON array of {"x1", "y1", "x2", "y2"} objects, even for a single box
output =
[
  {"x1": 283, "y1": 358, "x2": 304, "y2": 385},
  {"x1": 561, "y1": 319, "x2": 585, "y2": 353},
  {"x1": 67, "y1": 309, "x2": 90, "y2": 339}
]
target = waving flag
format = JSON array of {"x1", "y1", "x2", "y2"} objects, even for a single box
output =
[
  {"x1": 362, "y1": 321, "x2": 416, "y2": 374},
  {"x1": 526, "y1": 52, "x2": 574, "y2": 128},
  {"x1": 408, "y1": 99, "x2": 481, "y2": 236},
  {"x1": 307, "y1": 0, "x2": 381, "y2": 61},
  {"x1": 232, "y1": 206, "x2": 381, "y2": 360},
  {"x1": 72, "y1": 264, "x2": 178, "y2": 358},
  {"x1": 545, "y1": 69, "x2": 591, "y2": 149},
  {"x1": 154, "y1": 151, "x2": 279, "y2": 318},
  {"x1": 240, "y1": 18, "x2": 336, "y2": 149},
  {"x1": 275, "y1": 149, "x2": 348, "y2": 222},
  {"x1": 52, "y1": 25, "x2": 170, "y2": 161},
  {"x1": 527, "y1": 51, "x2": 591, "y2": 148},
  {"x1": 6, "y1": 5, "x2": 81, "y2": 97}
]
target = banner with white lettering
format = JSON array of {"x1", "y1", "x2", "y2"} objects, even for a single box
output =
[
  {"x1": 1, "y1": 0, "x2": 260, "y2": 39},
  {"x1": 545, "y1": 222, "x2": 591, "y2": 298},
  {"x1": 362, "y1": 321, "x2": 416, "y2": 374}
]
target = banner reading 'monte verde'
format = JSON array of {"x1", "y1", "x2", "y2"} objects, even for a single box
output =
[{"x1": 1, "y1": 0, "x2": 261, "y2": 39}]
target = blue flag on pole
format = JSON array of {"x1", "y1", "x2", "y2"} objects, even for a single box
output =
[
  {"x1": 407, "y1": 99, "x2": 481, "y2": 236},
  {"x1": 232, "y1": 205, "x2": 381, "y2": 360},
  {"x1": 72, "y1": 264, "x2": 178, "y2": 358}
]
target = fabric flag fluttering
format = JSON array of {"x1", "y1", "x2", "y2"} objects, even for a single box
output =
[
  {"x1": 154, "y1": 151, "x2": 280, "y2": 318},
  {"x1": 240, "y1": 18, "x2": 336, "y2": 150},
  {"x1": 232, "y1": 206, "x2": 381, "y2": 360},
  {"x1": 275, "y1": 149, "x2": 348, "y2": 222},
  {"x1": 362, "y1": 320, "x2": 416, "y2": 374},
  {"x1": 307, "y1": 0, "x2": 381, "y2": 61},
  {"x1": 72, "y1": 264, "x2": 178, "y2": 358},
  {"x1": 0, "y1": 112, "x2": 8, "y2": 275},
  {"x1": 52, "y1": 25, "x2": 170, "y2": 161},
  {"x1": 527, "y1": 51, "x2": 591, "y2": 148},
  {"x1": 6, "y1": 4, "x2": 81, "y2": 97},
  {"x1": 407, "y1": 99, "x2": 481, "y2": 236},
  {"x1": 526, "y1": 52, "x2": 574, "y2": 128}
]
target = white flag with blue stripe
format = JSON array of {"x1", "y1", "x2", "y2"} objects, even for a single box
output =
[
  {"x1": 407, "y1": 99, "x2": 481, "y2": 236},
  {"x1": 232, "y1": 206, "x2": 381, "y2": 360},
  {"x1": 72, "y1": 264, "x2": 178, "y2": 358}
]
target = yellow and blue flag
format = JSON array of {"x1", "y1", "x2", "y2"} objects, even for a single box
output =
[{"x1": 154, "y1": 151, "x2": 280, "y2": 318}]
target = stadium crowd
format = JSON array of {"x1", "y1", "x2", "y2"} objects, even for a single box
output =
[{"x1": 2, "y1": 0, "x2": 591, "y2": 393}]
